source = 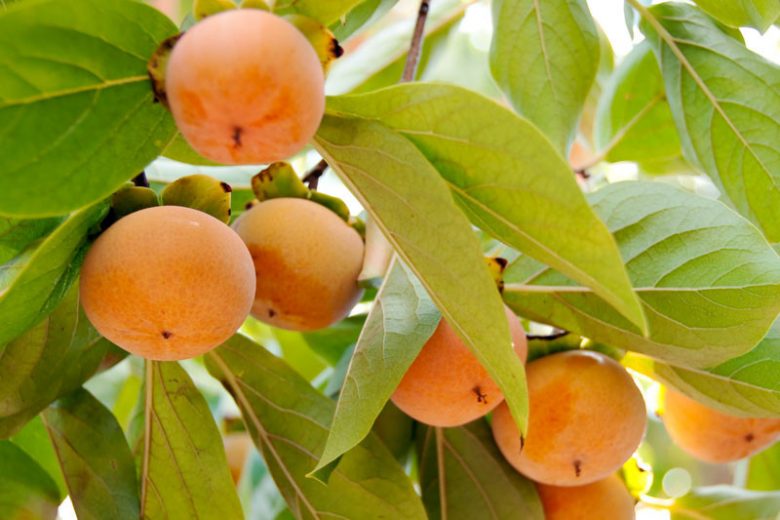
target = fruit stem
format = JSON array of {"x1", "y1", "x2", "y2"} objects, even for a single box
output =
[
  {"x1": 302, "y1": 158, "x2": 329, "y2": 190},
  {"x1": 401, "y1": 0, "x2": 432, "y2": 82}
]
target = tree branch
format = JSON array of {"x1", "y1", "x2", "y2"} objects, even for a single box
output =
[
  {"x1": 401, "y1": 0, "x2": 432, "y2": 82},
  {"x1": 302, "y1": 159, "x2": 329, "y2": 190}
]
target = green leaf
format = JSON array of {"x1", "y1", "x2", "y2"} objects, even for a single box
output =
[
  {"x1": 330, "y1": 0, "x2": 399, "y2": 41},
  {"x1": 301, "y1": 314, "x2": 365, "y2": 366},
  {"x1": 162, "y1": 133, "x2": 220, "y2": 166},
  {"x1": 10, "y1": 417, "x2": 66, "y2": 499},
  {"x1": 0, "y1": 0, "x2": 177, "y2": 216},
  {"x1": 274, "y1": 0, "x2": 363, "y2": 25},
  {"x1": 43, "y1": 388, "x2": 140, "y2": 519},
  {"x1": 0, "y1": 283, "x2": 114, "y2": 438},
  {"x1": 624, "y1": 318, "x2": 780, "y2": 417},
  {"x1": 417, "y1": 421, "x2": 544, "y2": 520},
  {"x1": 138, "y1": 361, "x2": 243, "y2": 519},
  {"x1": 326, "y1": 83, "x2": 647, "y2": 335},
  {"x1": 205, "y1": 335, "x2": 428, "y2": 520},
  {"x1": 693, "y1": 0, "x2": 780, "y2": 33},
  {"x1": 372, "y1": 402, "x2": 414, "y2": 463},
  {"x1": 637, "y1": 2, "x2": 780, "y2": 242},
  {"x1": 0, "y1": 441, "x2": 60, "y2": 520},
  {"x1": 595, "y1": 41, "x2": 682, "y2": 167},
  {"x1": 0, "y1": 200, "x2": 108, "y2": 347},
  {"x1": 314, "y1": 112, "x2": 530, "y2": 436},
  {"x1": 490, "y1": 0, "x2": 600, "y2": 152},
  {"x1": 503, "y1": 181, "x2": 780, "y2": 368},
  {"x1": 0, "y1": 217, "x2": 60, "y2": 264},
  {"x1": 313, "y1": 260, "x2": 440, "y2": 473},
  {"x1": 670, "y1": 486, "x2": 780, "y2": 520},
  {"x1": 746, "y1": 443, "x2": 780, "y2": 491}
]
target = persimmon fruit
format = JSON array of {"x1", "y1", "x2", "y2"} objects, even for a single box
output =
[
  {"x1": 536, "y1": 474, "x2": 635, "y2": 520},
  {"x1": 492, "y1": 350, "x2": 646, "y2": 486},
  {"x1": 80, "y1": 206, "x2": 255, "y2": 361},
  {"x1": 232, "y1": 198, "x2": 364, "y2": 331},
  {"x1": 391, "y1": 306, "x2": 528, "y2": 427},
  {"x1": 662, "y1": 389, "x2": 780, "y2": 463},
  {"x1": 166, "y1": 9, "x2": 325, "y2": 164}
]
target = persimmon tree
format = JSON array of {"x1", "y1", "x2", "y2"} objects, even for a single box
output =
[{"x1": 1, "y1": 0, "x2": 779, "y2": 519}]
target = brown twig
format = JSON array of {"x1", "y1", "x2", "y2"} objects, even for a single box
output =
[
  {"x1": 302, "y1": 159, "x2": 329, "y2": 190},
  {"x1": 401, "y1": 0, "x2": 432, "y2": 82}
]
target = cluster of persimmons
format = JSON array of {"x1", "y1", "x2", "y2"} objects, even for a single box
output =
[{"x1": 77, "y1": 8, "x2": 780, "y2": 519}]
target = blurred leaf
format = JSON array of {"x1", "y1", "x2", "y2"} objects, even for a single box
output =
[
  {"x1": 326, "y1": 0, "x2": 465, "y2": 95},
  {"x1": 43, "y1": 388, "x2": 140, "y2": 519},
  {"x1": 313, "y1": 260, "x2": 439, "y2": 474},
  {"x1": 625, "y1": 318, "x2": 780, "y2": 417},
  {"x1": 0, "y1": 441, "x2": 59, "y2": 520},
  {"x1": 10, "y1": 417, "x2": 66, "y2": 499},
  {"x1": 670, "y1": 486, "x2": 780, "y2": 520},
  {"x1": 579, "y1": 23, "x2": 614, "y2": 148},
  {"x1": 162, "y1": 133, "x2": 220, "y2": 166},
  {"x1": 301, "y1": 314, "x2": 365, "y2": 366},
  {"x1": 639, "y1": 2, "x2": 780, "y2": 242},
  {"x1": 0, "y1": 283, "x2": 114, "y2": 438},
  {"x1": 327, "y1": 83, "x2": 647, "y2": 335},
  {"x1": 746, "y1": 443, "x2": 780, "y2": 491},
  {"x1": 205, "y1": 335, "x2": 427, "y2": 519},
  {"x1": 271, "y1": 329, "x2": 329, "y2": 381},
  {"x1": 417, "y1": 421, "x2": 544, "y2": 520},
  {"x1": 138, "y1": 361, "x2": 243, "y2": 519},
  {"x1": 274, "y1": 0, "x2": 362, "y2": 25},
  {"x1": 490, "y1": 0, "x2": 600, "y2": 152},
  {"x1": 0, "y1": 0, "x2": 177, "y2": 216},
  {"x1": 595, "y1": 41, "x2": 682, "y2": 167},
  {"x1": 693, "y1": 0, "x2": 780, "y2": 33},
  {"x1": 315, "y1": 112, "x2": 529, "y2": 437},
  {"x1": 0, "y1": 200, "x2": 108, "y2": 347},
  {"x1": 331, "y1": 0, "x2": 399, "y2": 41},
  {"x1": 504, "y1": 181, "x2": 780, "y2": 368}
]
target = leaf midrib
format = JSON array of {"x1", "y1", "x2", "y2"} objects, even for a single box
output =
[{"x1": 0, "y1": 75, "x2": 147, "y2": 109}]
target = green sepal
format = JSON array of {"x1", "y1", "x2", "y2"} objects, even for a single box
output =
[
  {"x1": 283, "y1": 14, "x2": 343, "y2": 72},
  {"x1": 161, "y1": 174, "x2": 233, "y2": 223},
  {"x1": 251, "y1": 162, "x2": 310, "y2": 201},
  {"x1": 111, "y1": 184, "x2": 160, "y2": 220},
  {"x1": 193, "y1": 0, "x2": 236, "y2": 21}
]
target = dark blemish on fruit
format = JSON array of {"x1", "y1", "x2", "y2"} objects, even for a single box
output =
[
  {"x1": 573, "y1": 460, "x2": 582, "y2": 477},
  {"x1": 161, "y1": 330, "x2": 173, "y2": 339},
  {"x1": 745, "y1": 433, "x2": 755, "y2": 443},
  {"x1": 220, "y1": 182, "x2": 232, "y2": 193},
  {"x1": 519, "y1": 436, "x2": 525, "y2": 452},
  {"x1": 232, "y1": 126, "x2": 243, "y2": 148},
  {"x1": 268, "y1": 309, "x2": 276, "y2": 318},
  {"x1": 472, "y1": 386, "x2": 487, "y2": 404},
  {"x1": 245, "y1": 200, "x2": 257, "y2": 210}
]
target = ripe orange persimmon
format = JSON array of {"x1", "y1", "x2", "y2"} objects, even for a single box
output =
[
  {"x1": 662, "y1": 389, "x2": 780, "y2": 463},
  {"x1": 166, "y1": 9, "x2": 325, "y2": 164},
  {"x1": 391, "y1": 306, "x2": 528, "y2": 427},
  {"x1": 492, "y1": 350, "x2": 646, "y2": 486},
  {"x1": 232, "y1": 198, "x2": 364, "y2": 330},
  {"x1": 536, "y1": 475, "x2": 636, "y2": 520},
  {"x1": 80, "y1": 206, "x2": 255, "y2": 360}
]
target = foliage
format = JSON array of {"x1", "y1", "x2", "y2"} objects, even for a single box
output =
[{"x1": 0, "y1": 0, "x2": 779, "y2": 518}]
